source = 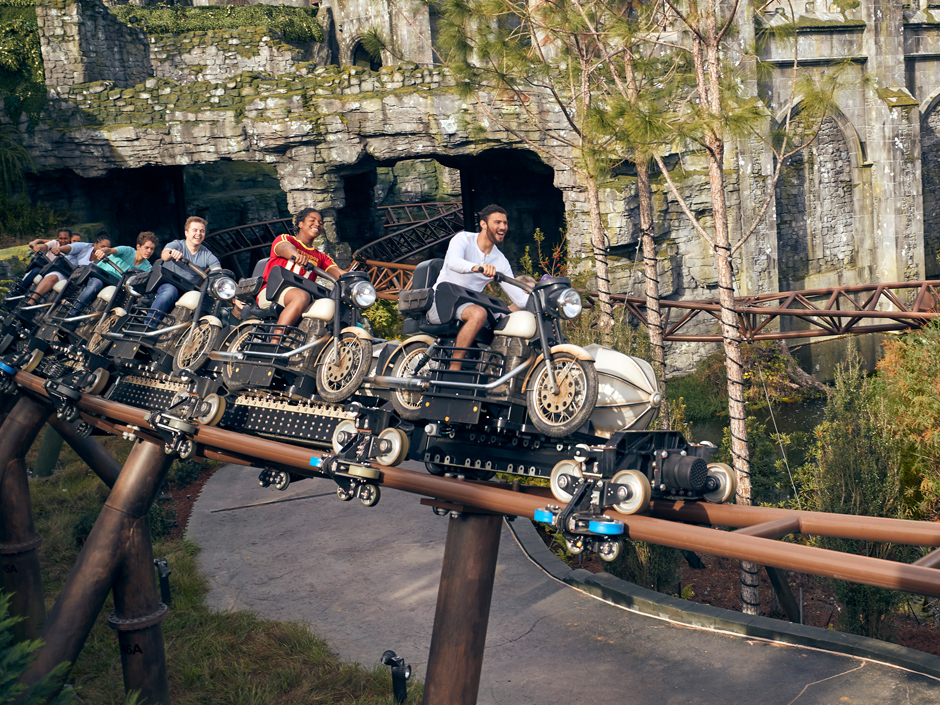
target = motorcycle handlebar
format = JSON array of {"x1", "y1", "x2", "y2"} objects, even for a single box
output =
[{"x1": 472, "y1": 266, "x2": 532, "y2": 294}]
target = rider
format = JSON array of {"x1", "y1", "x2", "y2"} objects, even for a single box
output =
[
  {"x1": 20, "y1": 228, "x2": 73, "y2": 292},
  {"x1": 258, "y1": 208, "x2": 345, "y2": 329},
  {"x1": 67, "y1": 231, "x2": 159, "y2": 318},
  {"x1": 25, "y1": 233, "x2": 110, "y2": 307},
  {"x1": 427, "y1": 204, "x2": 528, "y2": 370},
  {"x1": 150, "y1": 216, "x2": 221, "y2": 325}
]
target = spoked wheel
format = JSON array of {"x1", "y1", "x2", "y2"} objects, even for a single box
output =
[
  {"x1": 173, "y1": 321, "x2": 222, "y2": 375},
  {"x1": 549, "y1": 459, "x2": 583, "y2": 503},
  {"x1": 390, "y1": 343, "x2": 435, "y2": 421},
  {"x1": 315, "y1": 333, "x2": 373, "y2": 403},
  {"x1": 88, "y1": 311, "x2": 120, "y2": 355},
  {"x1": 20, "y1": 349, "x2": 43, "y2": 373},
  {"x1": 221, "y1": 325, "x2": 258, "y2": 392},
  {"x1": 374, "y1": 427, "x2": 409, "y2": 466},
  {"x1": 610, "y1": 469, "x2": 652, "y2": 515},
  {"x1": 195, "y1": 393, "x2": 226, "y2": 426},
  {"x1": 703, "y1": 462, "x2": 737, "y2": 504},
  {"x1": 526, "y1": 353, "x2": 598, "y2": 438},
  {"x1": 82, "y1": 367, "x2": 109, "y2": 395}
]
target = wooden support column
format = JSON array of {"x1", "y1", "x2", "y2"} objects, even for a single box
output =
[
  {"x1": 19, "y1": 440, "x2": 173, "y2": 700},
  {"x1": 422, "y1": 511, "x2": 502, "y2": 705},
  {"x1": 110, "y1": 515, "x2": 170, "y2": 705},
  {"x1": 0, "y1": 395, "x2": 52, "y2": 641}
]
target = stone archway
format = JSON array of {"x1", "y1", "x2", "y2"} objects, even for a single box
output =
[{"x1": 775, "y1": 115, "x2": 856, "y2": 290}]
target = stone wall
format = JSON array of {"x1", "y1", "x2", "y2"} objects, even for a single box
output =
[
  {"x1": 149, "y1": 28, "x2": 313, "y2": 85},
  {"x1": 37, "y1": 0, "x2": 151, "y2": 93},
  {"x1": 776, "y1": 116, "x2": 856, "y2": 290}
]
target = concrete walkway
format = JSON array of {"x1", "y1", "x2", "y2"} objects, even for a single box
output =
[{"x1": 187, "y1": 462, "x2": 940, "y2": 704}]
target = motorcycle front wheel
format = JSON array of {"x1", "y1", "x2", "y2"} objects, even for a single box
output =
[{"x1": 526, "y1": 353, "x2": 598, "y2": 438}]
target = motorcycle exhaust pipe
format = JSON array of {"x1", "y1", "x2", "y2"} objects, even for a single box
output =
[{"x1": 366, "y1": 375, "x2": 428, "y2": 391}]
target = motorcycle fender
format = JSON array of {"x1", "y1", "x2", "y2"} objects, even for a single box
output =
[
  {"x1": 198, "y1": 315, "x2": 223, "y2": 328},
  {"x1": 520, "y1": 344, "x2": 596, "y2": 392},
  {"x1": 340, "y1": 325, "x2": 372, "y2": 340},
  {"x1": 111, "y1": 307, "x2": 127, "y2": 319},
  {"x1": 375, "y1": 335, "x2": 436, "y2": 375}
]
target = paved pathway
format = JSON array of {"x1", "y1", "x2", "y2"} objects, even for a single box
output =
[{"x1": 187, "y1": 462, "x2": 940, "y2": 704}]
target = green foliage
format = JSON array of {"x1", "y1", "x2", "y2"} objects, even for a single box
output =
[
  {"x1": 168, "y1": 459, "x2": 202, "y2": 490},
  {"x1": 0, "y1": 193, "x2": 70, "y2": 243},
  {"x1": 0, "y1": 593, "x2": 74, "y2": 704},
  {"x1": 111, "y1": 5, "x2": 324, "y2": 43},
  {"x1": 0, "y1": 126, "x2": 32, "y2": 195},
  {"x1": 362, "y1": 298, "x2": 403, "y2": 341},
  {"x1": 0, "y1": 2, "x2": 46, "y2": 125},
  {"x1": 605, "y1": 540, "x2": 682, "y2": 594},
  {"x1": 872, "y1": 320, "x2": 940, "y2": 518},
  {"x1": 519, "y1": 228, "x2": 567, "y2": 280},
  {"x1": 665, "y1": 352, "x2": 728, "y2": 423},
  {"x1": 800, "y1": 352, "x2": 913, "y2": 640}
]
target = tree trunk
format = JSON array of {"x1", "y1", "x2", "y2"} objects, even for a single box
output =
[
  {"x1": 585, "y1": 176, "x2": 614, "y2": 335},
  {"x1": 637, "y1": 161, "x2": 668, "y2": 429}
]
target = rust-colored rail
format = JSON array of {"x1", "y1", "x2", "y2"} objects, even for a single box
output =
[
  {"x1": 13, "y1": 371, "x2": 940, "y2": 597},
  {"x1": 609, "y1": 281, "x2": 940, "y2": 342}
]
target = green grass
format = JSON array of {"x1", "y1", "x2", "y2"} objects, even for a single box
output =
[{"x1": 24, "y1": 433, "x2": 423, "y2": 705}]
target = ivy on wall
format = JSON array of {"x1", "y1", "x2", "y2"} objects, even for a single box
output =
[
  {"x1": 111, "y1": 5, "x2": 324, "y2": 43},
  {"x1": 0, "y1": 0, "x2": 45, "y2": 125}
]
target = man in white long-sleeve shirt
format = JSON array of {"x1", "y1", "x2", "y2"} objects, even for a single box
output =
[{"x1": 428, "y1": 204, "x2": 529, "y2": 370}]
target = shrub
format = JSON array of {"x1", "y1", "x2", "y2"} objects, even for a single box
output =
[
  {"x1": 804, "y1": 351, "x2": 914, "y2": 640},
  {"x1": 111, "y1": 5, "x2": 324, "y2": 43},
  {"x1": 872, "y1": 320, "x2": 940, "y2": 518}
]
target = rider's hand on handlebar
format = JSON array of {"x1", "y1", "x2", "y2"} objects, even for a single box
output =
[
  {"x1": 92, "y1": 250, "x2": 106, "y2": 261},
  {"x1": 289, "y1": 253, "x2": 313, "y2": 270},
  {"x1": 166, "y1": 248, "x2": 183, "y2": 261},
  {"x1": 474, "y1": 264, "x2": 497, "y2": 278}
]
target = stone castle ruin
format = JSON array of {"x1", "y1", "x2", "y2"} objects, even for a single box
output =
[{"x1": 12, "y1": 0, "x2": 940, "y2": 370}]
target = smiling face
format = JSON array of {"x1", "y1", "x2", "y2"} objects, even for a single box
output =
[
  {"x1": 480, "y1": 211, "x2": 508, "y2": 246},
  {"x1": 296, "y1": 211, "x2": 323, "y2": 243},
  {"x1": 185, "y1": 220, "x2": 206, "y2": 249},
  {"x1": 56, "y1": 230, "x2": 71, "y2": 247}
]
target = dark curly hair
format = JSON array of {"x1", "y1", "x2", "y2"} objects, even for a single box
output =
[
  {"x1": 293, "y1": 208, "x2": 322, "y2": 234},
  {"x1": 478, "y1": 204, "x2": 507, "y2": 224}
]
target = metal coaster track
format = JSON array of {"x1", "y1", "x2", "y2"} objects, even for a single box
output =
[
  {"x1": 204, "y1": 201, "x2": 463, "y2": 278},
  {"x1": 11, "y1": 369, "x2": 940, "y2": 597}
]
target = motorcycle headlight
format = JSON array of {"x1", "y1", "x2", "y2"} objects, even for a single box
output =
[
  {"x1": 555, "y1": 288, "x2": 582, "y2": 319},
  {"x1": 349, "y1": 280, "x2": 377, "y2": 308},
  {"x1": 211, "y1": 277, "x2": 237, "y2": 301}
]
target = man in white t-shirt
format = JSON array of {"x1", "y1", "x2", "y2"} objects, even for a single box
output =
[{"x1": 428, "y1": 204, "x2": 529, "y2": 370}]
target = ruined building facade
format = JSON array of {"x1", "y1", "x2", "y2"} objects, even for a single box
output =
[{"x1": 18, "y1": 0, "x2": 940, "y2": 371}]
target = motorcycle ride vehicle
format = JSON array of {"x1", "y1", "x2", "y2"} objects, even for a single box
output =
[
  {"x1": 388, "y1": 260, "x2": 597, "y2": 438},
  {"x1": 215, "y1": 261, "x2": 377, "y2": 403},
  {"x1": 95, "y1": 259, "x2": 237, "y2": 374}
]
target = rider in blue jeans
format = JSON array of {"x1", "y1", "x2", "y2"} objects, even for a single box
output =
[
  {"x1": 149, "y1": 217, "x2": 221, "y2": 326},
  {"x1": 68, "y1": 231, "x2": 158, "y2": 319}
]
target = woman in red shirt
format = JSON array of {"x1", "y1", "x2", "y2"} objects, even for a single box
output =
[{"x1": 259, "y1": 208, "x2": 345, "y2": 328}]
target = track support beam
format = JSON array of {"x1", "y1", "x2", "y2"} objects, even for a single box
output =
[
  {"x1": 19, "y1": 440, "x2": 173, "y2": 704},
  {"x1": 422, "y1": 511, "x2": 502, "y2": 705},
  {"x1": 0, "y1": 395, "x2": 52, "y2": 641},
  {"x1": 49, "y1": 416, "x2": 122, "y2": 488},
  {"x1": 766, "y1": 567, "x2": 801, "y2": 624}
]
